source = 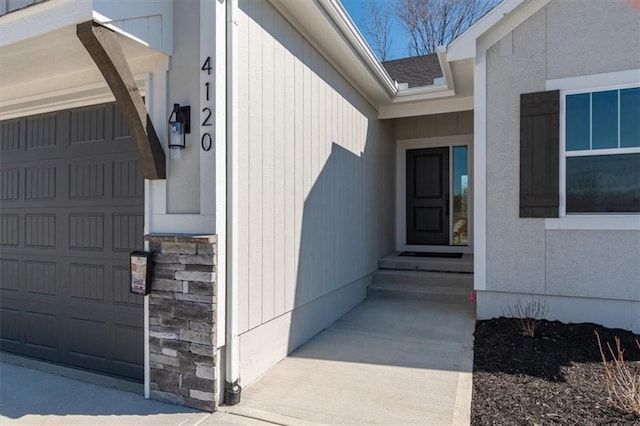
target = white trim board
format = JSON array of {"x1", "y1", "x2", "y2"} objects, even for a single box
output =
[
  {"x1": 395, "y1": 134, "x2": 474, "y2": 253},
  {"x1": 546, "y1": 69, "x2": 640, "y2": 92}
]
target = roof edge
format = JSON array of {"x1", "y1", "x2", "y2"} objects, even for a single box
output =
[
  {"x1": 318, "y1": 0, "x2": 398, "y2": 97},
  {"x1": 446, "y1": 0, "x2": 524, "y2": 61}
]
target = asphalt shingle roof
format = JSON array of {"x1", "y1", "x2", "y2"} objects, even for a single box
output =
[{"x1": 381, "y1": 53, "x2": 443, "y2": 88}]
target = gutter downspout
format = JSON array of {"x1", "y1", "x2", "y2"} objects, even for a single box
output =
[{"x1": 224, "y1": 0, "x2": 242, "y2": 405}]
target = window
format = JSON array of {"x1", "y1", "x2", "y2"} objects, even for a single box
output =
[{"x1": 564, "y1": 86, "x2": 640, "y2": 214}]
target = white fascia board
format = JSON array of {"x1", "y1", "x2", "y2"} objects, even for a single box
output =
[
  {"x1": 0, "y1": 75, "x2": 148, "y2": 121},
  {"x1": 317, "y1": 0, "x2": 397, "y2": 96},
  {"x1": 475, "y1": 0, "x2": 552, "y2": 56},
  {"x1": 378, "y1": 95, "x2": 473, "y2": 119},
  {"x1": 0, "y1": 0, "x2": 93, "y2": 47},
  {"x1": 436, "y1": 46, "x2": 455, "y2": 91},
  {"x1": 393, "y1": 86, "x2": 455, "y2": 104},
  {"x1": 446, "y1": 0, "x2": 523, "y2": 61},
  {"x1": 271, "y1": 0, "x2": 396, "y2": 106}
]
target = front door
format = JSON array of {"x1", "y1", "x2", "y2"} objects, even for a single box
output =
[{"x1": 406, "y1": 147, "x2": 449, "y2": 245}]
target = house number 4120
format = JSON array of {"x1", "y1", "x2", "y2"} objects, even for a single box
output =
[{"x1": 201, "y1": 56, "x2": 213, "y2": 152}]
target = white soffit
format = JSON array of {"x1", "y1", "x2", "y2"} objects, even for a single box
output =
[
  {"x1": 378, "y1": 95, "x2": 473, "y2": 119},
  {"x1": 0, "y1": 24, "x2": 165, "y2": 119}
]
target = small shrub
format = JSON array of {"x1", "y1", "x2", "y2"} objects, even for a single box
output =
[
  {"x1": 595, "y1": 331, "x2": 640, "y2": 415},
  {"x1": 502, "y1": 298, "x2": 547, "y2": 337}
]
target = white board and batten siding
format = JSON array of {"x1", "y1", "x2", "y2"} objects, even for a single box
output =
[{"x1": 236, "y1": 0, "x2": 395, "y2": 384}]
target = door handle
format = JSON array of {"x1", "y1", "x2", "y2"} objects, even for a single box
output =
[{"x1": 445, "y1": 195, "x2": 450, "y2": 217}]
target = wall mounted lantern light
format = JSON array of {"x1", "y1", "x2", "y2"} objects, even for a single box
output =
[{"x1": 168, "y1": 103, "x2": 191, "y2": 160}]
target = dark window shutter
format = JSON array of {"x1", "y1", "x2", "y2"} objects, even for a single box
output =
[{"x1": 520, "y1": 90, "x2": 560, "y2": 218}]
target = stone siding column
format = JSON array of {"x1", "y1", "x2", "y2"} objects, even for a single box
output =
[{"x1": 145, "y1": 234, "x2": 218, "y2": 412}]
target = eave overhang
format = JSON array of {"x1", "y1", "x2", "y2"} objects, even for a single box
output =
[
  {"x1": 271, "y1": 0, "x2": 477, "y2": 119},
  {"x1": 269, "y1": 0, "x2": 398, "y2": 107}
]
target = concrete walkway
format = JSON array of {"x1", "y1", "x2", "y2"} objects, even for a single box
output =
[
  {"x1": 227, "y1": 296, "x2": 476, "y2": 425},
  {"x1": 0, "y1": 296, "x2": 475, "y2": 425}
]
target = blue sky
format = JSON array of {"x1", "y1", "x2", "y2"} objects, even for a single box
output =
[{"x1": 341, "y1": 0, "x2": 408, "y2": 61}]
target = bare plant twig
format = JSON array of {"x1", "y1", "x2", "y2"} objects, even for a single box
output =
[
  {"x1": 595, "y1": 331, "x2": 640, "y2": 415},
  {"x1": 502, "y1": 298, "x2": 547, "y2": 337}
]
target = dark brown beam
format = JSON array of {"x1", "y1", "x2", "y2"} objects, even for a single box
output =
[{"x1": 77, "y1": 20, "x2": 166, "y2": 180}]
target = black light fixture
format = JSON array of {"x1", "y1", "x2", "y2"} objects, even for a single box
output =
[{"x1": 168, "y1": 103, "x2": 191, "y2": 160}]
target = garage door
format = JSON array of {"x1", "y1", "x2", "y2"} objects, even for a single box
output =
[{"x1": 0, "y1": 102, "x2": 145, "y2": 381}]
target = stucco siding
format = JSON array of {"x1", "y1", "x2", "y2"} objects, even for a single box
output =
[
  {"x1": 545, "y1": 0, "x2": 640, "y2": 80},
  {"x1": 236, "y1": 0, "x2": 395, "y2": 381},
  {"x1": 485, "y1": 8, "x2": 547, "y2": 295},
  {"x1": 484, "y1": 0, "x2": 640, "y2": 307},
  {"x1": 546, "y1": 231, "x2": 640, "y2": 300}
]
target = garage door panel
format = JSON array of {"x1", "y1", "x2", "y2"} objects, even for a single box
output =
[
  {"x1": 69, "y1": 316, "x2": 108, "y2": 357},
  {"x1": 69, "y1": 103, "x2": 112, "y2": 146},
  {"x1": 113, "y1": 266, "x2": 144, "y2": 306},
  {"x1": 0, "y1": 101, "x2": 144, "y2": 380},
  {"x1": 69, "y1": 263, "x2": 106, "y2": 302},
  {"x1": 0, "y1": 307, "x2": 21, "y2": 343},
  {"x1": 24, "y1": 260, "x2": 57, "y2": 295},
  {"x1": 25, "y1": 214, "x2": 56, "y2": 248},
  {"x1": 24, "y1": 164, "x2": 56, "y2": 200},
  {"x1": 113, "y1": 158, "x2": 144, "y2": 198},
  {"x1": 112, "y1": 324, "x2": 144, "y2": 365},
  {"x1": 69, "y1": 161, "x2": 106, "y2": 200},
  {"x1": 24, "y1": 309, "x2": 60, "y2": 351},
  {"x1": 0, "y1": 168, "x2": 20, "y2": 201},
  {"x1": 0, "y1": 214, "x2": 19, "y2": 245},
  {"x1": 0, "y1": 259, "x2": 20, "y2": 291},
  {"x1": 1, "y1": 119, "x2": 22, "y2": 152},
  {"x1": 69, "y1": 213, "x2": 105, "y2": 250},
  {"x1": 25, "y1": 113, "x2": 58, "y2": 151},
  {"x1": 113, "y1": 214, "x2": 144, "y2": 252}
]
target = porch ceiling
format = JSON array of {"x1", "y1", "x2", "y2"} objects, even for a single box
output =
[{"x1": 0, "y1": 24, "x2": 165, "y2": 119}]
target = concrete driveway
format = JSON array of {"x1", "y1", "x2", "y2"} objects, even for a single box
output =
[{"x1": 0, "y1": 296, "x2": 475, "y2": 425}]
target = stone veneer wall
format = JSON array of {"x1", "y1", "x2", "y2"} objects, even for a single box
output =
[{"x1": 145, "y1": 234, "x2": 218, "y2": 412}]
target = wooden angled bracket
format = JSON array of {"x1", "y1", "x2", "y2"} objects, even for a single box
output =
[{"x1": 77, "y1": 20, "x2": 166, "y2": 180}]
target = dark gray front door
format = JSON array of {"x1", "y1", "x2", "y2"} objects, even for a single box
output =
[
  {"x1": 406, "y1": 147, "x2": 450, "y2": 245},
  {"x1": 0, "y1": 102, "x2": 145, "y2": 380}
]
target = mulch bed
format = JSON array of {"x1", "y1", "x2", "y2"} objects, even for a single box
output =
[{"x1": 472, "y1": 318, "x2": 640, "y2": 425}]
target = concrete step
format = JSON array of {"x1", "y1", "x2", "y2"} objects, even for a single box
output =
[
  {"x1": 378, "y1": 255, "x2": 473, "y2": 274},
  {"x1": 368, "y1": 280, "x2": 472, "y2": 305},
  {"x1": 373, "y1": 269, "x2": 473, "y2": 289}
]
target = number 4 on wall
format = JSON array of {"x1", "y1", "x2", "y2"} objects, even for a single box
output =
[{"x1": 201, "y1": 57, "x2": 212, "y2": 75}]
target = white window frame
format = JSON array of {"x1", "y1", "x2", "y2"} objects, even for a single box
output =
[{"x1": 545, "y1": 72, "x2": 640, "y2": 231}]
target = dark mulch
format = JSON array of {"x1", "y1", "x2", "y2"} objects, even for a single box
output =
[{"x1": 472, "y1": 318, "x2": 640, "y2": 425}]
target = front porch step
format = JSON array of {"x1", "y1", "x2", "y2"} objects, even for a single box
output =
[
  {"x1": 378, "y1": 253, "x2": 474, "y2": 274},
  {"x1": 373, "y1": 270, "x2": 473, "y2": 288},
  {"x1": 369, "y1": 269, "x2": 473, "y2": 305}
]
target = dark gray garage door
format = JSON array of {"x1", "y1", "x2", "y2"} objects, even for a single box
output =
[{"x1": 0, "y1": 102, "x2": 145, "y2": 381}]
